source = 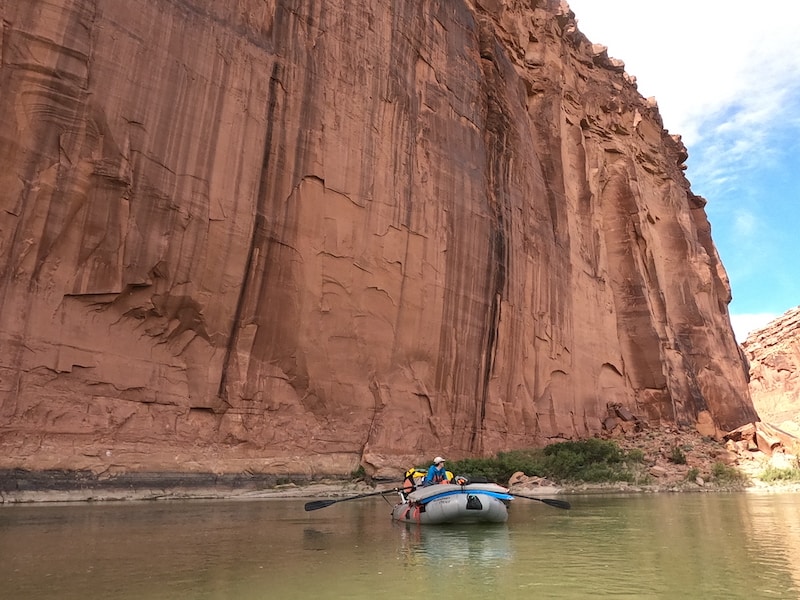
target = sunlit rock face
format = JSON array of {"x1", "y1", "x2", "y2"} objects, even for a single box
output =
[
  {"x1": 0, "y1": 0, "x2": 757, "y2": 478},
  {"x1": 744, "y1": 307, "x2": 800, "y2": 434}
]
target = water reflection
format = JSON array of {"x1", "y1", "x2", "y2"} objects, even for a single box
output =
[
  {"x1": 3, "y1": 494, "x2": 800, "y2": 599},
  {"x1": 302, "y1": 527, "x2": 334, "y2": 551},
  {"x1": 517, "y1": 493, "x2": 800, "y2": 599},
  {"x1": 737, "y1": 494, "x2": 800, "y2": 596},
  {"x1": 394, "y1": 522, "x2": 513, "y2": 566}
]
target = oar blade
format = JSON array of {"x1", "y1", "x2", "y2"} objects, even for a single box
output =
[
  {"x1": 540, "y1": 497, "x2": 571, "y2": 510},
  {"x1": 304, "y1": 499, "x2": 338, "y2": 511},
  {"x1": 512, "y1": 493, "x2": 572, "y2": 510}
]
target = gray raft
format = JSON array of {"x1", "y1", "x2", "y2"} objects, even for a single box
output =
[{"x1": 391, "y1": 482, "x2": 513, "y2": 524}]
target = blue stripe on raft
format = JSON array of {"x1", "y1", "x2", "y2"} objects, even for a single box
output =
[{"x1": 417, "y1": 490, "x2": 514, "y2": 504}]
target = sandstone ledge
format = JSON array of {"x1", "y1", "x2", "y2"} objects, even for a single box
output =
[{"x1": 0, "y1": 469, "x2": 363, "y2": 504}]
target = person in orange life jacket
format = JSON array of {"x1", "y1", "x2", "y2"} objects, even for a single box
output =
[{"x1": 423, "y1": 456, "x2": 450, "y2": 486}]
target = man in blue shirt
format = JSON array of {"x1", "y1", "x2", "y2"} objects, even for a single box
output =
[{"x1": 424, "y1": 456, "x2": 450, "y2": 485}]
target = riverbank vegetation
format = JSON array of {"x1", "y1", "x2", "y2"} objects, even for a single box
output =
[
  {"x1": 759, "y1": 464, "x2": 800, "y2": 483},
  {"x1": 448, "y1": 438, "x2": 648, "y2": 484},
  {"x1": 445, "y1": 436, "x2": 800, "y2": 490}
]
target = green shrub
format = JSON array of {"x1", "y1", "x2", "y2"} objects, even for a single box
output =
[
  {"x1": 686, "y1": 467, "x2": 700, "y2": 481},
  {"x1": 669, "y1": 446, "x2": 687, "y2": 465},
  {"x1": 760, "y1": 465, "x2": 800, "y2": 483},
  {"x1": 711, "y1": 462, "x2": 748, "y2": 483},
  {"x1": 626, "y1": 449, "x2": 645, "y2": 463},
  {"x1": 448, "y1": 438, "x2": 640, "y2": 484},
  {"x1": 450, "y1": 449, "x2": 547, "y2": 483},
  {"x1": 350, "y1": 465, "x2": 367, "y2": 480},
  {"x1": 544, "y1": 438, "x2": 624, "y2": 463}
]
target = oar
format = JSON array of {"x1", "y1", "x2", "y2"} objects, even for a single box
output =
[
  {"x1": 304, "y1": 488, "x2": 400, "y2": 511},
  {"x1": 512, "y1": 493, "x2": 571, "y2": 510}
]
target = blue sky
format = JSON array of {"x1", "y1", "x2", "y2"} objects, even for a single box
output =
[{"x1": 567, "y1": 0, "x2": 800, "y2": 341}]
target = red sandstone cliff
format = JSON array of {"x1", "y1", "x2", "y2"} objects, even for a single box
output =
[
  {"x1": 744, "y1": 307, "x2": 800, "y2": 435},
  {"x1": 0, "y1": 0, "x2": 756, "y2": 479}
]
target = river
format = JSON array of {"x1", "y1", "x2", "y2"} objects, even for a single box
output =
[{"x1": 2, "y1": 492, "x2": 799, "y2": 599}]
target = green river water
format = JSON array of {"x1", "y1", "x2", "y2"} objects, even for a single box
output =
[{"x1": 1, "y1": 492, "x2": 799, "y2": 599}]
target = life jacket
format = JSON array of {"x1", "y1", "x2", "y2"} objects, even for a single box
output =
[
  {"x1": 433, "y1": 470, "x2": 448, "y2": 484},
  {"x1": 432, "y1": 469, "x2": 455, "y2": 484},
  {"x1": 403, "y1": 467, "x2": 427, "y2": 492},
  {"x1": 404, "y1": 467, "x2": 455, "y2": 489}
]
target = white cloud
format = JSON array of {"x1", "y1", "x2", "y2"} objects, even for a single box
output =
[
  {"x1": 567, "y1": 0, "x2": 800, "y2": 321},
  {"x1": 730, "y1": 313, "x2": 778, "y2": 343},
  {"x1": 732, "y1": 210, "x2": 758, "y2": 239},
  {"x1": 567, "y1": 0, "x2": 800, "y2": 145}
]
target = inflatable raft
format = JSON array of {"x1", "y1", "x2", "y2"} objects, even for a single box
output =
[{"x1": 391, "y1": 482, "x2": 513, "y2": 524}]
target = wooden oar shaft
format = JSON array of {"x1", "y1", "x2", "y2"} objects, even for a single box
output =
[{"x1": 304, "y1": 488, "x2": 400, "y2": 511}]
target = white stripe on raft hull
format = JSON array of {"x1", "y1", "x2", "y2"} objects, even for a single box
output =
[{"x1": 391, "y1": 483, "x2": 513, "y2": 524}]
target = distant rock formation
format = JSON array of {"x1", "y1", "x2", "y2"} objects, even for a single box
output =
[
  {"x1": 743, "y1": 307, "x2": 800, "y2": 435},
  {"x1": 0, "y1": 0, "x2": 756, "y2": 480}
]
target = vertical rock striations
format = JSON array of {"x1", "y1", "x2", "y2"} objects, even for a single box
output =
[
  {"x1": 0, "y1": 0, "x2": 756, "y2": 478},
  {"x1": 743, "y1": 307, "x2": 800, "y2": 434}
]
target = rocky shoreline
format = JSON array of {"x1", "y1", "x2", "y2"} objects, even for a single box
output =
[
  {"x1": 2, "y1": 426, "x2": 798, "y2": 504},
  {"x1": 2, "y1": 473, "x2": 799, "y2": 505}
]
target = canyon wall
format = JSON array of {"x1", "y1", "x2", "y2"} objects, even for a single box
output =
[
  {"x1": 0, "y1": 0, "x2": 756, "y2": 479},
  {"x1": 744, "y1": 307, "x2": 800, "y2": 435}
]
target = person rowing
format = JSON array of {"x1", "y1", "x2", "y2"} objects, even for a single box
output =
[{"x1": 423, "y1": 456, "x2": 452, "y2": 485}]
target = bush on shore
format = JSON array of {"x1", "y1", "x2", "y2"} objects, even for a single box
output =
[{"x1": 446, "y1": 438, "x2": 647, "y2": 485}]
